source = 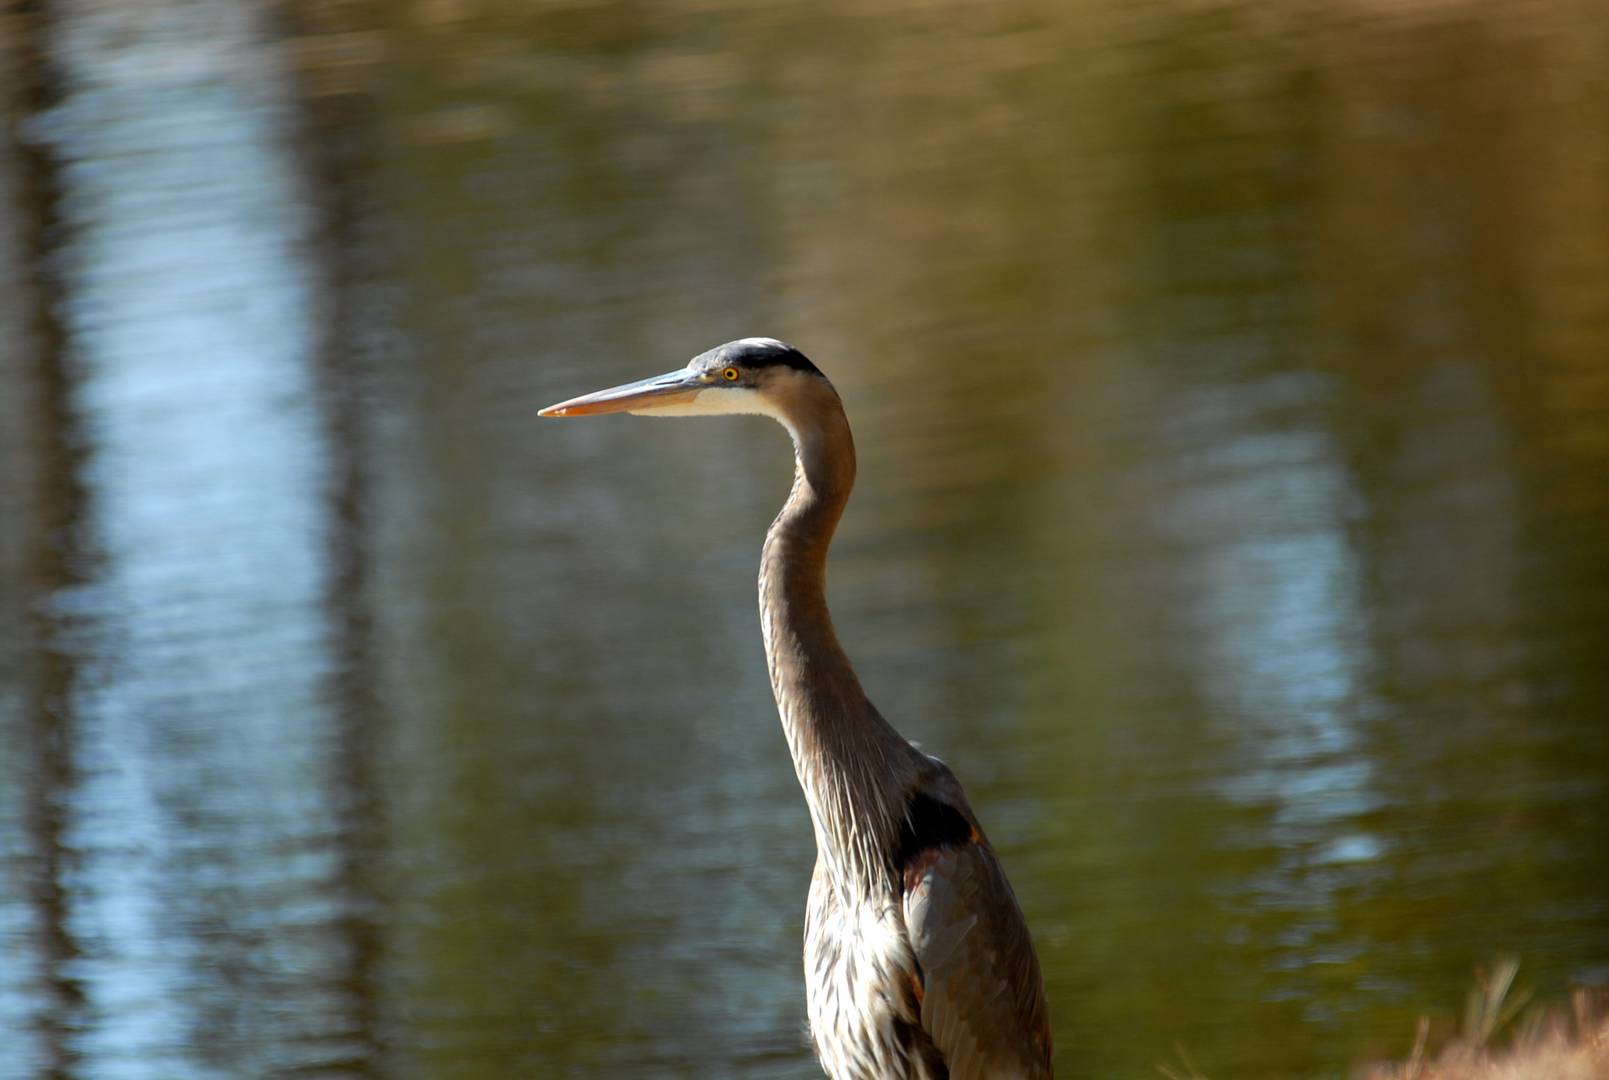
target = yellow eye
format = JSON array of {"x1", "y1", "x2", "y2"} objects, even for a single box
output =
[{"x1": 722, "y1": 367, "x2": 740, "y2": 382}]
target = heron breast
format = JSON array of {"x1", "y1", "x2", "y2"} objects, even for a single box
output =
[{"x1": 804, "y1": 882, "x2": 934, "y2": 1080}]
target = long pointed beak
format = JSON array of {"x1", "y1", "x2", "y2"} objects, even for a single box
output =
[{"x1": 539, "y1": 367, "x2": 705, "y2": 417}]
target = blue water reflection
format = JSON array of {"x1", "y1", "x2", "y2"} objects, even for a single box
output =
[{"x1": 6, "y1": 1, "x2": 363, "y2": 1076}]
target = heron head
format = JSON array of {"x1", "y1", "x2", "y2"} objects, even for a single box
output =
[{"x1": 538, "y1": 337, "x2": 826, "y2": 421}]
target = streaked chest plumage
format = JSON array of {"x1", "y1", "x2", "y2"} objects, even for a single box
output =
[{"x1": 803, "y1": 864, "x2": 940, "y2": 1080}]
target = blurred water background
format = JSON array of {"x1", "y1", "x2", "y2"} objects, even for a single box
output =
[{"x1": 2, "y1": 0, "x2": 1607, "y2": 1077}]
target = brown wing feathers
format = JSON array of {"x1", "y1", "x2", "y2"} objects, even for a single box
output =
[{"x1": 894, "y1": 788, "x2": 1053, "y2": 1079}]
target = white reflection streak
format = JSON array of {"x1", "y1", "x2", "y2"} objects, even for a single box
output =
[
  {"x1": 1171, "y1": 414, "x2": 1383, "y2": 867},
  {"x1": 47, "y1": 2, "x2": 343, "y2": 1076}
]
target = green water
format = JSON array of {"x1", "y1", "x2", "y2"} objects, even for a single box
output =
[{"x1": 2, "y1": 1, "x2": 1606, "y2": 1077}]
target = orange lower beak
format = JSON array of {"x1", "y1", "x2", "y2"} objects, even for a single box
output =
[{"x1": 539, "y1": 368, "x2": 704, "y2": 417}]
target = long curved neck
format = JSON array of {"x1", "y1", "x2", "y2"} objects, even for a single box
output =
[{"x1": 759, "y1": 384, "x2": 915, "y2": 894}]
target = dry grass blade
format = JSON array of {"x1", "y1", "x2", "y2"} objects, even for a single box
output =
[
  {"x1": 1361, "y1": 965, "x2": 1609, "y2": 1080},
  {"x1": 1158, "y1": 1043, "x2": 1209, "y2": 1080},
  {"x1": 1463, "y1": 958, "x2": 1529, "y2": 1047}
]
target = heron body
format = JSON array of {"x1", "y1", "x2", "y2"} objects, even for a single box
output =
[{"x1": 542, "y1": 339, "x2": 1052, "y2": 1079}]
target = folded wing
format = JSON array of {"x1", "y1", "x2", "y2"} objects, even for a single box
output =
[{"x1": 900, "y1": 789, "x2": 1053, "y2": 1079}]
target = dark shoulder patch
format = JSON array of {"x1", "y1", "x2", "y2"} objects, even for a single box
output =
[{"x1": 893, "y1": 792, "x2": 975, "y2": 876}]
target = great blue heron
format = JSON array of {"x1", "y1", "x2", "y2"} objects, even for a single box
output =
[{"x1": 541, "y1": 338, "x2": 1052, "y2": 1079}]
